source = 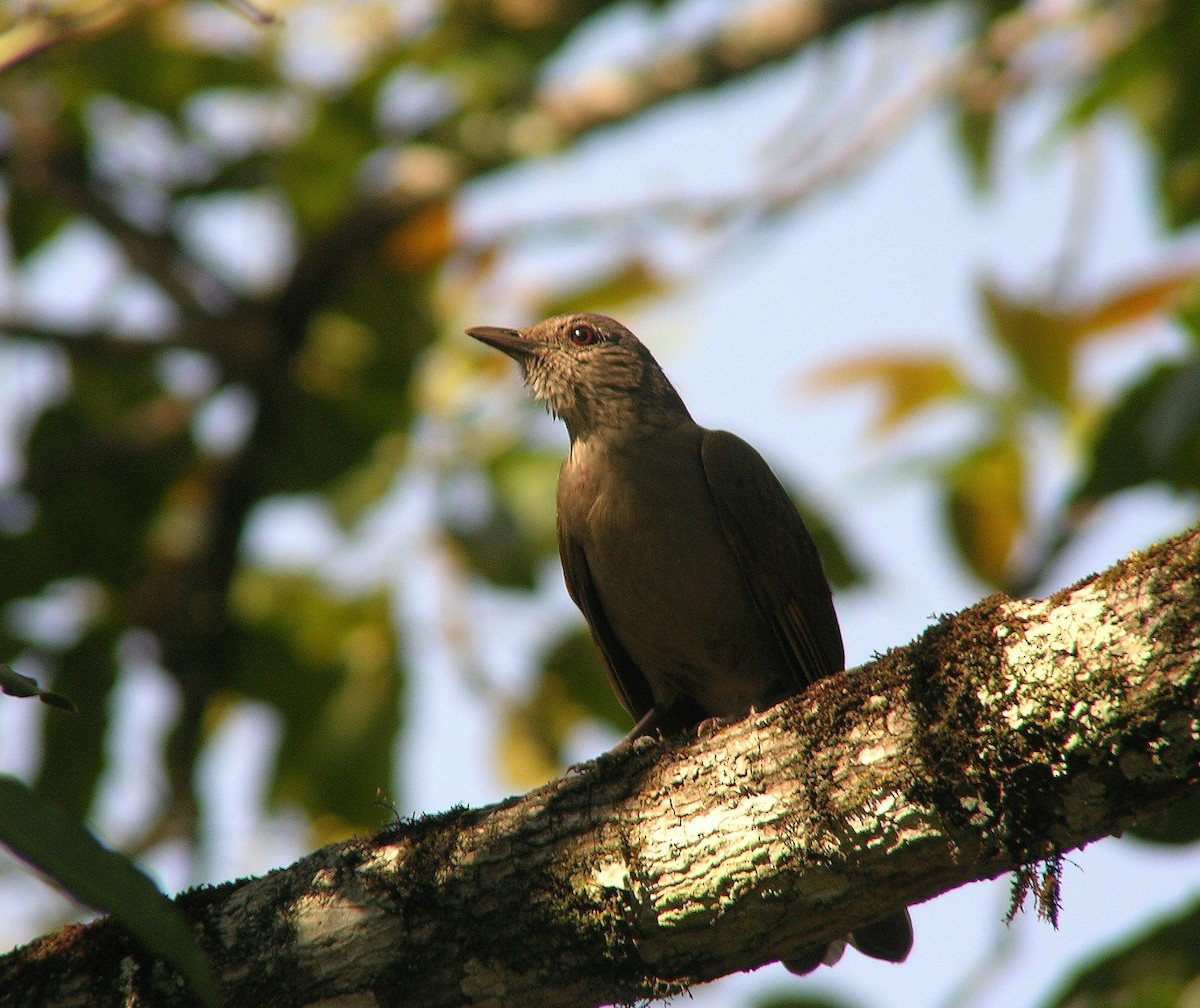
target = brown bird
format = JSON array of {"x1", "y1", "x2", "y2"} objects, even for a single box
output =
[{"x1": 467, "y1": 311, "x2": 913, "y2": 973}]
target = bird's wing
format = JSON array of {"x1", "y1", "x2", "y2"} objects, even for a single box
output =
[
  {"x1": 701, "y1": 428, "x2": 845, "y2": 688},
  {"x1": 556, "y1": 516, "x2": 656, "y2": 722}
]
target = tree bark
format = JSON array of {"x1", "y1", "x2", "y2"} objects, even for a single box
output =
[{"x1": 3, "y1": 524, "x2": 1197, "y2": 1008}]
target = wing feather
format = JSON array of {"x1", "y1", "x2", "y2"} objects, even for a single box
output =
[
  {"x1": 556, "y1": 515, "x2": 655, "y2": 722},
  {"x1": 700, "y1": 429, "x2": 844, "y2": 688}
]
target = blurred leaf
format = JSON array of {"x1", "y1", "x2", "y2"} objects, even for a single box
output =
[
  {"x1": 1073, "y1": 357, "x2": 1200, "y2": 503},
  {"x1": 544, "y1": 624, "x2": 628, "y2": 732},
  {"x1": 0, "y1": 360, "x2": 192, "y2": 595},
  {"x1": 0, "y1": 775, "x2": 219, "y2": 1008},
  {"x1": 805, "y1": 351, "x2": 970, "y2": 438},
  {"x1": 950, "y1": 0, "x2": 1026, "y2": 193},
  {"x1": 955, "y1": 105, "x2": 996, "y2": 194},
  {"x1": 0, "y1": 664, "x2": 76, "y2": 711},
  {"x1": 498, "y1": 625, "x2": 626, "y2": 786},
  {"x1": 444, "y1": 501, "x2": 540, "y2": 590},
  {"x1": 497, "y1": 685, "x2": 578, "y2": 789},
  {"x1": 491, "y1": 447, "x2": 561, "y2": 555},
  {"x1": 1175, "y1": 285, "x2": 1200, "y2": 347},
  {"x1": 263, "y1": 292, "x2": 423, "y2": 496},
  {"x1": 754, "y1": 994, "x2": 864, "y2": 1008},
  {"x1": 443, "y1": 447, "x2": 562, "y2": 590},
  {"x1": 386, "y1": 201, "x2": 455, "y2": 272},
  {"x1": 36, "y1": 628, "x2": 119, "y2": 817},
  {"x1": 1071, "y1": 268, "x2": 1200, "y2": 340},
  {"x1": 791, "y1": 494, "x2": 869, "y2": 592},
  {"x1": 537, "y1": 258, "x2": 671, "y2": 319},
  {"x1": 230, "y1": 571, "x2": 401, "y2": 833},
  {"x1": 944, "y1": 438, "x2": 1025, "y2": 589},
  {"x1": 327, "y1": 432, "x2": 409, "y2": 526},
  {"x1": 1043, "y1": 894, "x2": 1200, "y2": 1008},
  {"x1": 7, "y1": 200, "x2": 70, "y2": 263},
  {"x1": 50, "y1": 17, "x2": 272, "y2": 113},
  {"x1": 1067, "y1": 0, "x2": 1200, "y2": 230},
  {"x1": 278, "y1": 98, "x2": 374, "y2": 234},
  {"x1": 293, "y1": 312, "x2": 378, "y2": 404},
  {"x1": 980, "y1": 276, "x2": 1076, "y2": 408},
  {"x1": 975, "y1": 266, "x2": 1199, "y2": 416}
]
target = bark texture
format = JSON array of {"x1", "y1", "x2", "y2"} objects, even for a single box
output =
[{"x1": 2, "y1": 525, "x2": 1197, "y2": 1008}]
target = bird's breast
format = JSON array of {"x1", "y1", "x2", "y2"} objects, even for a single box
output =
[{"x1": 558, "y1": 434, "x2": 789, "y2": 716}]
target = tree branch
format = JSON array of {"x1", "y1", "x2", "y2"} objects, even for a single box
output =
[{"x1": 3, "y1": 524, "x2": 1197, "y2": 1007}]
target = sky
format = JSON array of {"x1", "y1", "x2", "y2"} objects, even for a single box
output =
[{"x1": 2, "y1": 2, "x2": 1199, "y2": 1006}]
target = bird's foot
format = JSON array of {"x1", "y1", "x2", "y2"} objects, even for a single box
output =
[{"x1": 695, "y1": 714, "x2": 739, "y2": 738}]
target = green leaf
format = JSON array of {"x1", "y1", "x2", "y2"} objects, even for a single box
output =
[
  {"x1": 791, "y1": 494, "x2": 869, "y2": 592},
  {"x1": 980, "y1": 276, "x2": 1076, "y2": 408},
  {"x1": 35, "y1": 628, "x2": 119, "y2": 819},
  {"x1": 277, "y1": 98, "x2": 373, "y2": 234},
  {"x1": 230, "y1": 572, "x2": 402, "y2": 836},
  {"x1": 1073, "y1": 357, "x2": 1200, "y2": 504},
  {"x1": 535, "y1": 259, "x2": 671, "y2": 320},
  {"x1": 0, "y1": 775, "x2": 219, "y2": 1008},
  {"x1": 491, "y1": 448, "x2": 562, "y2": 556},
  {"x1": 0, "y1": 663, "x2": 76, "y2": 711},
  {"x1": 51, "y1": 19, "x2": 272, "y2": 113},
  {"x1": 955, "y1": 105, "x2": 996, "y2": 194},
  {"x1": 1065, "y1": 0, "x2": 1200, "y2": 230},
  {"x1": 1042, "y1": 894, "x2": 1200, "y2": 1008},
  {"x1": 542, "y1": 625, "x2": 627, "y2": 732},
  {"x1": 7, "y1": 201, "x2": 71, "y2": 263},
  {"x1": 442, "y1": 447, "x2": 563, "y2": 591},
  {"x1": 1, "y1": 356, "x2": 192, "y2": 594},
  {"x1": 443, "y1": 501, "x2": 541, "y2": 590}
]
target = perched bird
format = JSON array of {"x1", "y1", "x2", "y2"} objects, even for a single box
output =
[{"x1": 467, "y1": 311, "x2": 912, "y2": 973}]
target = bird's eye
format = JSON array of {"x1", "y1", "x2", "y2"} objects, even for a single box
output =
[{"x1": 569, "y1": 324, "x2": 599, "y2": 346}]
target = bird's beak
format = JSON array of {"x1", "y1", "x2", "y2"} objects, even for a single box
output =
[{"x1": 466, "y1": 325, "x2": 538, "y2": 361}]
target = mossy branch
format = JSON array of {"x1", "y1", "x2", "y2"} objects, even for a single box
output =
[{"x1": 2, "y1": 525, "x2": 1197, "y2": 1008}]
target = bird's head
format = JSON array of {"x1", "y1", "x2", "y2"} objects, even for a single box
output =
[{"x1": 466, "y1": 312, "x2": 690, "y2": 441}]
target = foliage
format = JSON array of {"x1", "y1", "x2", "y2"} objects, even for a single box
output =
[
  {"x1": 0, "y1": 774, "x2": 218, "y2": 1007},
  {"x1": 1043, "y1": 896, "x2": 1200, "y2": 1008},
  {"x1": 808, "y1": 268, "x2": 1200, "y2": 593}
]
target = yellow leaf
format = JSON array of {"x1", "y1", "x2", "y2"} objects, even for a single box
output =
[
  {"x1": 536, "y1": 258, "x2": 669, "y2": 319},
  {"x1": 945, "y1": 440, "x2": 1025, "y2": 589},
  {"x1": 1068, "y1": 266, "x2": 1200, "y2": 341},
  {"x1": 496, "y1": 670, "x2": 591, "y2": 789},
  {"x1": 804, "y1": 352, "x2": 969, "y2": 437},
  {"x1": 386, "y1": 201, "x2": 455, "y2": 272},
  {"x1": 978, "y1": 266, "x2": 1200, "y2": 409},
  {"x1": 496, "y1": 702, "x2": 562, "y2": 791}
]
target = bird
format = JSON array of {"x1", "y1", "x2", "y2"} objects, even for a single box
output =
[{"x1": 466, "y1": 311, "x2": 913, "y2": 974}]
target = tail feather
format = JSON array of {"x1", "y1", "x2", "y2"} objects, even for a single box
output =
[
  {"x1": 849, "y1": 909, "x2": 914, "y2": 963},
  {"x1": 782, "y1": 909, "x2": 913, "y2": 976}
]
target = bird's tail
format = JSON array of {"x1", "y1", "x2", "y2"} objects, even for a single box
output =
[
  {"x1": 781, "y1": 909, "x2": 913, "y2": 975},
  {"x1": 848, "y1": 909, "x2": 913, "y2": 962}
]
